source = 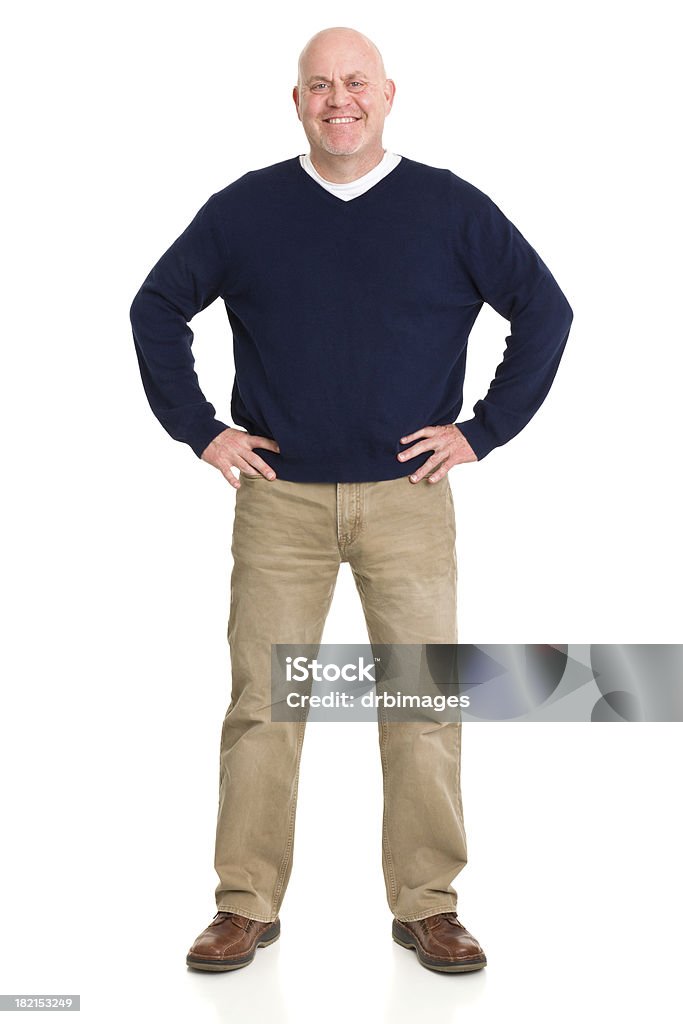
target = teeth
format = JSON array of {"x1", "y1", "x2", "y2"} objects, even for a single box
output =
[{"x1": 326, "y1": 117, "x2": 357, "y2": 124}]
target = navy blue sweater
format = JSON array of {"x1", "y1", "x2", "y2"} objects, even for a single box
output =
[{"x1": 130, "y1": 155, "x2": 573, "y2": 482}]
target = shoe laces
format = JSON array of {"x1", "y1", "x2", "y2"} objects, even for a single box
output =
[{"x1": 212, "y1": 911, "x2": 250, "y2": 930}]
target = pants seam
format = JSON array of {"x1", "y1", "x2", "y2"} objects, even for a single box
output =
[
  {"x1": 271, "y1": 715, "x2": 306, "y2": 915},
  {"x1": 348, "y1": 483, "x2": 362, "y2": 545},
  {"x1": 336, "y1": 483, "x2": 347, "y2": 557},
  {"x1": 379, "y1": 706, "x2": 399, "y2": 906}
]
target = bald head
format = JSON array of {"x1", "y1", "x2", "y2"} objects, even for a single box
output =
[
  {"x1": 292, "y1": 26, "x2": 395, "y2": 180},
  {"x1": 296, "y1": 26, "x2": 387, "y2": 90}
]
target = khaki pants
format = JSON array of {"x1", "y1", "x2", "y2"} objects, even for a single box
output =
[{"x1": 214, "y1": 474, "x2": 467, "y2": 923}]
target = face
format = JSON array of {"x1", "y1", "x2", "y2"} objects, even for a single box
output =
[{"x1": 292, "y1": 33, "x2": 395, "y2": 164}]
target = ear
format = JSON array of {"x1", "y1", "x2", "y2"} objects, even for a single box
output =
[
  {"x1": 292, "y1": 85, "x2": 301, "y2": 121},
  {"x1": 383, "y1": 79, "x2": 397, "y2": 115}
]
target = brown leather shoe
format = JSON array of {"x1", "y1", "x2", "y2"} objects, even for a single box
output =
[
  {"x1": 392, "y1": 911, "x2": 487, "y2": 973},
  {"x1": 186, "y1": 911, "x2": 280, "y2": 971}
]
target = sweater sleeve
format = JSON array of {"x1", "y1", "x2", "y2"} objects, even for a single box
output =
[
  {"x1": 129, "y1": 193, "x2": 231, "y2": 458},
  {"x1": 454, "y1": 188, "x2": 574, "y2": 460}
]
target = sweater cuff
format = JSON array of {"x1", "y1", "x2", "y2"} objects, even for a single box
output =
[
  {"x1": 189, "y1": 419, "x2": 231, "y2": 460},
  {"x1": 453, "y1": 417, "x2": 499, "y2": 461}
]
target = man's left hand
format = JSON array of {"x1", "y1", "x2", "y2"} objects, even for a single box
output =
[{"x1": 397, "y1": 424, "x2": 478, "y2": 483}]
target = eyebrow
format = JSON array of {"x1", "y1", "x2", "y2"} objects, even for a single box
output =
[{"x1": 305, "y1": 71, "x2": 369, "y2": 85}]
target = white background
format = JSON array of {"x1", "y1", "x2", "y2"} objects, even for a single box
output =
[{"x1": 1, "y1": 1, "x2": 682, "y2": 1021}]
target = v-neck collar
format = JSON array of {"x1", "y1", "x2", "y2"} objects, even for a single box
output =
[{"x1": 294, "y1": 153, "x2": 409, "y2": 207}]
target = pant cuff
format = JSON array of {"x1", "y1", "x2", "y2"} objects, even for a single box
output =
[
  {"x1": 394, "y1": 902, "x2": 458, "y2": 923},
  {"x1": 216, "y1": 902, "x2": 278, "y2": 923}
]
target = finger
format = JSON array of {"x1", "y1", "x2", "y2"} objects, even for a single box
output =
[
  {"x1": 231, "y1": 455, "x2": 262, "y2": 478},
  {"x1": 221, "y1": 466, "x2": 241, "y2": 489},
  {"x1": 242, "y1": 455, "x2": 277, "y2": 480},
  {"x1": 400, "y1": 426, "x2": 437, "y2": 443},
  {"x1": 248, "y1": 436, "x2": 281, "y2": 453},
  {"x1": 427, "y1": 459, "x2": 455, "y2": 483},
  {"x1": 397, "y1": 439, "x2": 442, "y2": 462},
  {"x1": 408, "y1": 453, "x2": 447, "y2": 484}
]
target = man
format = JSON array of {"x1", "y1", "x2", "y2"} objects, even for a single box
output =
[{"x1": 129, "y1": 26, "x2": 573, "y2": 974}]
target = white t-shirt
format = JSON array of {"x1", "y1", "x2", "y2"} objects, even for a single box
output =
[{"x1": 299, "y1": 150, "x2": 402, "y2": 201}]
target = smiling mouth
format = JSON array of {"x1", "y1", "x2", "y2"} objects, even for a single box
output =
[{"x1": 323, "y1": 117, "x2": 361, "y2": 124}]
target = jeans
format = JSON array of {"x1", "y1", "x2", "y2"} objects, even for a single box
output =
[{"x1": 213, "y1": 473, "x2": 467, "y2": 922}]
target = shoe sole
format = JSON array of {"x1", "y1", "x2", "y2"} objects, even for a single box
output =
[
  {"x1": 186, "y1": 921, "x2": 281, "y2": 972},
  {"x1": 392, "y1": 921, "x2": 487, "y2": 973}
]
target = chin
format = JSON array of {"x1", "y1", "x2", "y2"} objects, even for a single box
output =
[{"x1": 320, "y1": 141, "x2": 363, "y2": 157}]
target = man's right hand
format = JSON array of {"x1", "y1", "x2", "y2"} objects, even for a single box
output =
[{"x1": 201, "y1": 428, "x2": 280, "y2": 489}]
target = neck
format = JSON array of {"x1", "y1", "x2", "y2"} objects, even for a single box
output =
[{"x1": 307, "y1": 147, "x2": 386, "y2": 184}]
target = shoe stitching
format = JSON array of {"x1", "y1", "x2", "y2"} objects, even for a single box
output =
[
  {"x1": 403, "y1": 919, "x2": 484, "y2": 963},
  {"x1": 195, "y1": 916, "x2": 275, "y2": 958}
]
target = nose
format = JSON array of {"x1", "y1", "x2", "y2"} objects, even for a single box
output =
[{"x1": 327, "y1": 80, "x2": 350, "y2": 107}]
